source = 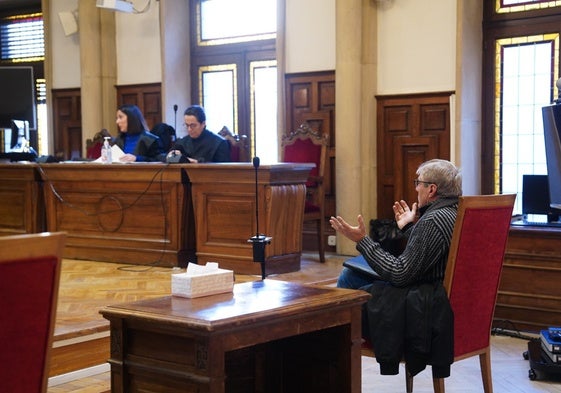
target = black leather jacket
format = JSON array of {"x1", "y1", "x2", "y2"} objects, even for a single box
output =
[{"x1": 366, "y1": 280, "x2": 454, "y2": 378}]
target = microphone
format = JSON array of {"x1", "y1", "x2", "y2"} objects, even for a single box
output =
[
  {"x1": 173, "y1": 104, "x2": 178, "y2": 134},
  {"x1": 248, "y1": 154, "x2": 271, "y2": 279},
  {"x1": 166, "y1": 144, "x2": 188, "y2": 163}
]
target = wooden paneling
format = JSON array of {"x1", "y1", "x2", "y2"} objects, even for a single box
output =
[
  {"x1": 0, "y1": 164, "x2": 44, "y2": 235},
  {"x1": 116, "y1": 83, "x2": 162, "y2": 130},
  {"x1": 51, "y1": 88, "x2": 81, "y2": 161},
  {"x1": 494, "y1": 226, "x2": 561, "y2": 332},
  {"x1": 41, "y1": 164, "x2": 192, "y2": 267},
  {"x1": 376, "y1": 92, "x2": 452, "y2": 219},
  {"x1": 34, "y1": 163, "x2": 310, "y2": 274},
  {"x1": 285, "y1": 71, "x2": 336, "y2": 252},
  {"x1": 186, "y1": 163, "x2": 313, "y2": 275}
]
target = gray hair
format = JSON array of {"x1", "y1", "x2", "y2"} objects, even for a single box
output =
[{"x1": 417, "y1": 159, "x2": 462, "y2": 197}]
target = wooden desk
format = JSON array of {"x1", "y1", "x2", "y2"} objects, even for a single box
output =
[
  {"x1": 0, "y1": 163, "x2": 45, "y2": 236},
  {"x1": 186, "y1": 163, "x2": 313, "y2": 274},
  {"x1": 494, "y1": 225, "x2": 561, "y2": 331},
  {"x1": 40, "y1": 163, "x2": 192, "y2": 267},
  {"x1": 37, "y1": 163, "x2": 311, "y2": 273},
  {"x1": 100, "y1": 280, "x2": 370, "y2": 393}
]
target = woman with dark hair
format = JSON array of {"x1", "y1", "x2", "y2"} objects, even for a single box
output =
[{"x1": 113, "y1": 104, "x2": 164, "y2": 162}]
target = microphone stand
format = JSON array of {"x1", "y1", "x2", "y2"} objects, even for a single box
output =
[
  {"x1": 247, "y1": 143, "x2": 271, "y2": 280},
  {"x1": 173, "y1": 104, "x2": 178, "y2": 145}
]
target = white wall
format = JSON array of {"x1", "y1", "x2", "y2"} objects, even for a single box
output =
[
  {"x1": 115, "y1": 0, "x2": 161, "y2": 85},
  {"x1": 285, "y1": 0, "x2": 336, "y2": 73},
  {"x1": 50, "y1": 0, "x2": 80, "y2": 88},
  {"x1": 50, "y1": 0, "x2": 457, "y2": 94},
  {"x1": 377, "y1": 0, "x2": 457, "y2": 94}
]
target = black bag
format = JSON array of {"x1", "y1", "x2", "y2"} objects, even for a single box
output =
[{"x1": 369, "y1": 219, "x2": 405, "y2": 256}]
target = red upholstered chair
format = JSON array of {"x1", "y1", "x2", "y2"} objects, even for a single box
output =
[
  {"x1": 281, "y1": 122, "x2": 329, "y2": 262},
  {"x1": 218, "y1": 126, "x2": 248, "y2": 162},
  {"x1": 0, "y1": 232, "x2": 66, "y2": 393},
  {"x1": 86, "y1": 128, "x2": 112, "y2": 159},
  {"x1": 406, "y1": 194, "x2": 516, "y2": 393}
]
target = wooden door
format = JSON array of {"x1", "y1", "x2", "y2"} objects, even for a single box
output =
[
  {"x1": 376, "y1": 92, "x2": 452, "y2": 219},
  {"x1": 116, "y1": 83, "x2": 162, "y2": 130},
  {"x1": 51, "y1": 88, "x2": 81, "y2": 160}
]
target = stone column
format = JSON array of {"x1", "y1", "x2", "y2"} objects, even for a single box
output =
[
  {"x1": 159, "y1": 0, "x2": 191, "y2": 132},
  {"x1": 335, "y1": 0, "x2": 378, "y2": 255},
  {"x1": 78, "y1": 0, "x2": 117, "y2": 149}
]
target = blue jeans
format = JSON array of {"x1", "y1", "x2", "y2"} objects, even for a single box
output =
[{"x1": 336, "y1": 255, "x2": 378, "y2": 290}]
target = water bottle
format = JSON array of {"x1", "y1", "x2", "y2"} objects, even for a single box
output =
[{"x1": 101, "y1": 137, "x2": 112, "y2": 164}]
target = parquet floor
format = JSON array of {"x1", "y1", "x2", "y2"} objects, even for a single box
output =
[{"x1": 47, "y1": 253, "x2": 561, "y2": 393}]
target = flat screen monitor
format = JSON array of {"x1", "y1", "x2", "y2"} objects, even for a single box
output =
[
  {"x1": 541, "y1": 104, "x2": 561, "y2": 210},
  {"x1": 522, "y1": 174, "x2": 560, "y2": 222},
  {"x1": 10, "y1": 119, "x2": 29, "y2": 150},
  {"x1": 522, "y1": 174, "x2": 550, "y2": 215},
  {"x1": 0, "y1": 66, "x2": 36, "y2": 130}
]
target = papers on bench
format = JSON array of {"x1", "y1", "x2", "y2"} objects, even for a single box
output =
[{"x1": 94, "y1": 144, "x2": 126, "y2": 163}]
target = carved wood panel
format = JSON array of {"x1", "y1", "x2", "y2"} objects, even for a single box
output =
[
  {"x1": 285, "y1": 71, "x2": 335, "y2": 202},
  {"x1": 51, "y1": 88, "x2": 81, "y2": 160},
  {"x1": 285, "y1": 71, "x2": 336, "y2": 251},
  {"x1": 116, "y1": 83, "x2": 162, "y2": 130},
  {"x1": 376, "y1": 93, "x2": 452, "y2": 219}
]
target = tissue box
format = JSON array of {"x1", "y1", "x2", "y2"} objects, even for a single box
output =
[{"x1": 172, "y1": 263, "x2": 234, "y2": 298}]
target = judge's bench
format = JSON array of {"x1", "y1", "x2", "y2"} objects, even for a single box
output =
[{"x1": 0, "y1": 162, "x2": 313, "y2": 275}]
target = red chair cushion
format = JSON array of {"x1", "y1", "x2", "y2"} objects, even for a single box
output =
[
  {"x1": 283, "y1": 139, "x2": 321, "y2": 187},
  {"x1": 0, "y1": 256, "x2": 58, "y2": 392},
  {"x1": 448, "y1": 206, "x2": 513, "y2": 357}
]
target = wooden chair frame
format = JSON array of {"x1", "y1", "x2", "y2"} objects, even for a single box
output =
[
  {"x1": 406, "y1": 194, "x2": 516, "y2": 393},
  {"x1": 0, "y1": 232, "x2": 66, "y2": 392}
]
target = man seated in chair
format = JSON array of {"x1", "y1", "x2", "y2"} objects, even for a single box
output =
[
  {"x1": 167, "y1": 105, "x2": 231, "y2": 163},
  {"x1": 330, "y1": 159, "x2": 462, "y2": 379}
]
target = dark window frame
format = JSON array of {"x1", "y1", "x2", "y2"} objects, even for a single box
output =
[
  {"x1": 189, "y1": 0, "x2": 276, "y2": 158},
  {"x1": 481, "y1": 0, "x2": 561, "y2": 194}
]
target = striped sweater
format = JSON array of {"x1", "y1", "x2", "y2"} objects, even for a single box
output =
[{"x1": 357, "y1": 197, "x2": 458, "y2": 287}]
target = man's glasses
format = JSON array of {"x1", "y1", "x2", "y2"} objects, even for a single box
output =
[
  {"x1": 413, "y1": 179, "x2": 433, "y2": 187},
  {"x1": 183, "y1": 123, "x2": 200, "y2": 129}
]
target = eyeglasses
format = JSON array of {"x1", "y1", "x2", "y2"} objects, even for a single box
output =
[
  {"x1": 413, "y1": 179, "x2": 433, "y2": 187},
  {"x1": 183, "y1": 122, "x2": 200, "y2": 129}
]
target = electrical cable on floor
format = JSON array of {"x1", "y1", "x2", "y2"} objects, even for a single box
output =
[{"x1": 491, "y1": 319, "x2": 536, "y2": 341}]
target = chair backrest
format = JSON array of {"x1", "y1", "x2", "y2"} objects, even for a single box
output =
[
  {"x1": 0, "y1": 232, "x2": 66, "y2": 392},
  {"x1": 86, "y1": 128, "x2": 112, "y2": 159},
  {"x1": 443, "y1": 194, "x2": 515, "y2": 359},
  {"x1": 281, "y1": 122, "x2": 329, "y2": 186},
  {"x1": 218, "y1": 126, "x2": 248, "y2": 162},
  {"x1": 150, "y1": 123, "x2": 176, "y2": 152}
]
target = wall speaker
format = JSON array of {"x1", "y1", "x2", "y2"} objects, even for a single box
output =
[{"x1": 58, "y1": 11, "x2": 78, "y2": 37}]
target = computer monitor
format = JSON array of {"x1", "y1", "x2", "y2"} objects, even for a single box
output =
[
  {"x1": 522, "y1": 174, "x2": 559, "y2": 222},
  {"x1": 0, "y1": 67, "x2": 36, "y2": 130},
  {"x1": 9, "y1": 119, "x2": 29, "y2": 151},
  {"x1": 541, "y1": 103, "x2": 561, "y2": 211}
]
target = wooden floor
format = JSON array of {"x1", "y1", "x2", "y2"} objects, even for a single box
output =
[{"x1": 47, "y1": 253, "x2": 561, "y2": 393}]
